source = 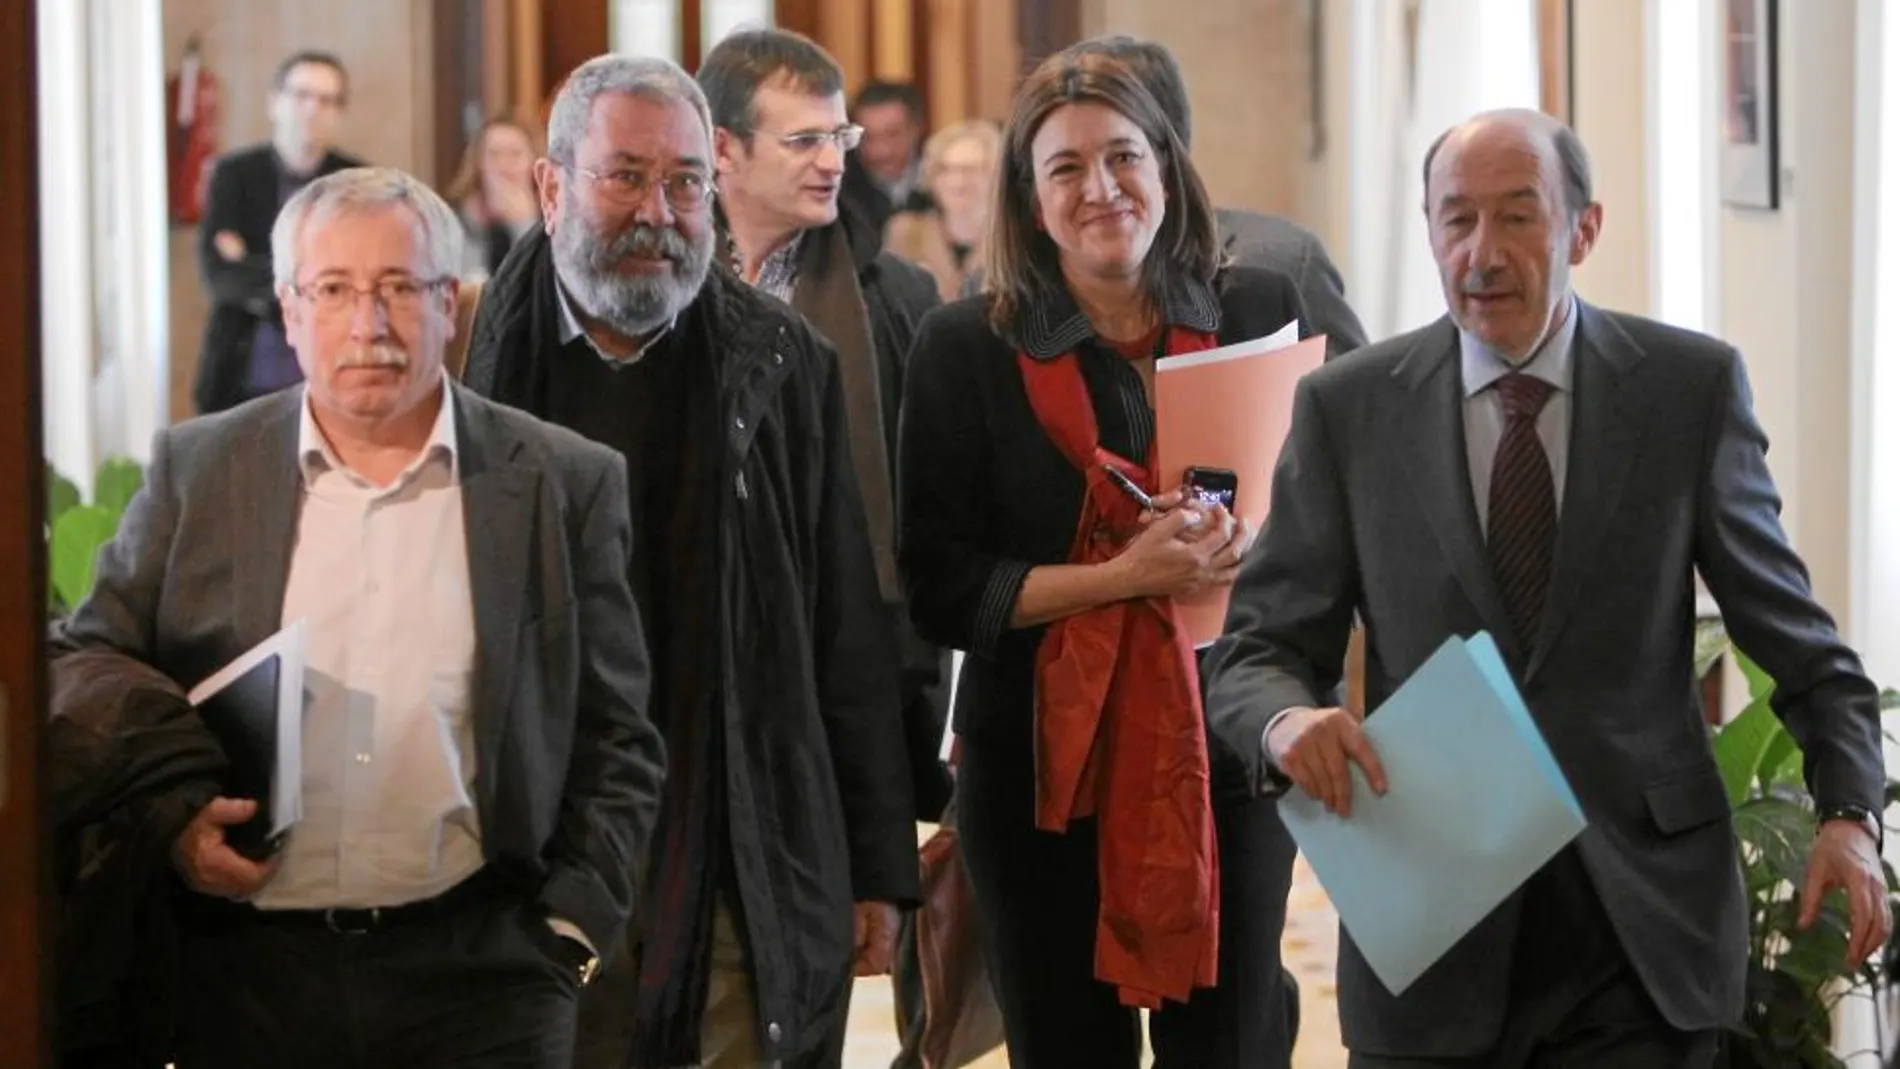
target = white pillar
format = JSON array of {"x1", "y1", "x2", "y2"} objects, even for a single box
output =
[
  {"x1": 36, "y1": 0, "x2": 97, "y2": 498},
  {"x1": 86, "y1": 0, "x2": 170, "y2": 467}
]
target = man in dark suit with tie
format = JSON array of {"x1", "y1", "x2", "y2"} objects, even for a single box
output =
[{"x1": 1205, "y1": 108, "x2": 1890, "y2": 1067}]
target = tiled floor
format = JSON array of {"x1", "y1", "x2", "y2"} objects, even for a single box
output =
[{"x1": 839, "y1": 855, "x2": 1346, "y2": 1069}]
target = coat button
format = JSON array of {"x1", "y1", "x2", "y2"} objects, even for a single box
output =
[
  {"x1": 735, "y1": 417, "x2": 746, "y2": 430},
  {"x1": 766, "y1": 1021, "x2": 782, "y2": 1043},
  {"x1": 773, "y1": 352, "x2": 784, "y2": 365}
]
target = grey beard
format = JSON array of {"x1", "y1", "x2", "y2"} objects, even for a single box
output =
[{"x1": 553, "y1": 220, "x2": 712, "y2": 339}]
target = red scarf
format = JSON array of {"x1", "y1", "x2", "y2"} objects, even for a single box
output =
[{"x1": 1018, "y1": 328, "x2": 1221, "y2": 1009}]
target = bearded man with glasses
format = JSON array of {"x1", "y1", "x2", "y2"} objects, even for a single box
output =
[{"x1": 461, "y1": 52, "x2": 920, "y2": 1069}]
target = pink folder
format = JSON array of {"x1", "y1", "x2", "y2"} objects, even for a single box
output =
[{"x1": 1155, "y1": 330, "x2": 1327, "y2": 646}]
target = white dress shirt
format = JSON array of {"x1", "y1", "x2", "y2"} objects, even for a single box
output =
[{"x1": 252, "y1": 379, "x2": 484, "y2": 910}]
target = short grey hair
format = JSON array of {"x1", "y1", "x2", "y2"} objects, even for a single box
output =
[
  {"x1": 271, "y1": 166, "x2": 463, "y2": 286},
  {"x1": 547, "y1": 54, "x2": 713, "y2": 166}
]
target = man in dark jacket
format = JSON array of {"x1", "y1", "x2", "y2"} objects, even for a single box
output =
[
  {"x1": 462, "y1": 53, "x2": 921, "y2": 1069},
  {"x1": 192, "y1": 50, "x2": 365, "y2": 414},
  {"x1": 1065, "y1": 35, "x2": 1369, "y2": 357},
  {"x1": 698, "y1": 27, "x2": 949, "y2": 828}
]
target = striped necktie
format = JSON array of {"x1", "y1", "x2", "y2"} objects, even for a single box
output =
[{"x1": 1488, "y1": 373, "x2": 1557, "y2": 649}]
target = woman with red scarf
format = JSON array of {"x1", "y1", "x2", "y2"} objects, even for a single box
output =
[{"x1": 897, "y1": 51, "x2": 1314, "y2": 1069}]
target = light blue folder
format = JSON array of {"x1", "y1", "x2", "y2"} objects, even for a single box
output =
[{"x1": 1280, "y1": 632, "x2": 1586, "y2": 995}]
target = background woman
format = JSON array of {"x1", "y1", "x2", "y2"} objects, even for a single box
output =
[
  {"x1": 444, "y1": 115, "x2": 542, "y2": 281},
  {"x1": 883, "y1": 119, "x2": 1001, "y2": 301}
]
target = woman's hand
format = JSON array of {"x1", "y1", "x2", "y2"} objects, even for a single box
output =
[
  {"x1": 487, "y1": 177, "x2": 541, "y2": 228},
  {"x1": 1112, "y1": 499, "x2": 1250, "y2": 600}
]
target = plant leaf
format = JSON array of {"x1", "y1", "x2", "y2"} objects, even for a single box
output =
[
  {"x1": 1695, "y1": 616, "x2": 1731, "y2": 680},
  {"x1": 50, "y1": 505, "x2": 119, "y2": 610},
  {"x1": 1735, "y1": 649, "x2": 1777, "y2": 702},
  {"x1": 1717, "y1": 702, "x2": 1784, "y2": 807},
  {"x1": 91, "y1": 457, "x2": 144, "y2": 514},
  {"x1": 46, "y1": 461, "x2": 80, "y2": 527}
]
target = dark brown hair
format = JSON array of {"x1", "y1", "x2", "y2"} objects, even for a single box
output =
[{"x1": 985, "y1": 52, "x2": 1223, "y2": 335}]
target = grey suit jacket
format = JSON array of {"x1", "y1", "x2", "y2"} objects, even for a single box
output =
[
  {"x1": 1204, "y1": 302, "x2": 1884, "y2": 1056},
  {"x1": 52, "y1": 381, "x2": 667, "y2": 954},
  {"x1": 1216, "y1": 207, "x2": 1368, "y2": 356}
]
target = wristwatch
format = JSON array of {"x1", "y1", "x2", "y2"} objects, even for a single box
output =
[{"x1": 1818, "y1": 803, "x2": 1883, "y2": 847}]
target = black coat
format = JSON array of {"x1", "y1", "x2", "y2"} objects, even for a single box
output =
[
  {"x1": 47, "y1": 649, "x2": 227, "y2": 1068},
  {"x1": 464, "y1": 235, "x2": 922, "y2": 1063},
  {"x1": 191, "y1": 144, "x2": 363, "y2": 414}
]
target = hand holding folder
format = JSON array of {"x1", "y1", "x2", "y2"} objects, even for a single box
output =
[
  {"x1": 1153, "y1": 322, "x2": 1325, "y2": 646},
  {"x1": 187, "y1": 619, "x2": 308, "y2": 862},
  {"x1": 1278, "y1": 633, "x2": 1586, "y2": 995}
]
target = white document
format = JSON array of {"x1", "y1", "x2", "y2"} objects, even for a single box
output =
[
  {"x1": 1153, "y1": 318, "x2": 1300, "y2": 372},
  {"x1": 189, "y1": 618, "x2": 309, "y2": 840},
  {"x1": 1280, "y1": 633, "x2": 1587, "y2": 995},
  {"x1": 938, "y1": 649, "x2": 965, "y2": 764}
]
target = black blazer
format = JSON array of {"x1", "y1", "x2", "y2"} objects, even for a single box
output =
[
  {"x1": 1204, "y1": 303, "x2": 1886, "y2": 1056},
  {"x1": 898, "y1": 267, "x2": 1310, "y2": 792},
  {"x1": 192, "y1": 144, "x2": 364, "y2": 414}
]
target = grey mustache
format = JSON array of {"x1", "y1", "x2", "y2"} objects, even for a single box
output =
[{"x1": 603, "y1": 226, "x2": 688, "y2": 262}]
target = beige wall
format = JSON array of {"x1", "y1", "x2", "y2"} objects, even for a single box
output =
[
  {"x1": 1569, "y1": 0, "x2": 1649, "y2": 318},
  {"x1": 1715, "y1": 0, "x2": 1859, "y2": 622},
  {"x1": 1080, "y1": 0, "x2": 1329, "y2": 233},
  {"x1": 162, "y1": 0, "x2": 438, "y2": 419}
]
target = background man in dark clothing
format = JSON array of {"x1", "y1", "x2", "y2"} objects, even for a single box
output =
[
  {"x1": 841, "y1": 79, "x2": 931, "y2": 234},
  {"x1": 192, "y1": 50, "x2": 365, "y2": 414}
]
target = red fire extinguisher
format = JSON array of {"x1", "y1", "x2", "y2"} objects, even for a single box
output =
[{"x1": 167, "y1": 36, "x2": 221, "y2": 226}]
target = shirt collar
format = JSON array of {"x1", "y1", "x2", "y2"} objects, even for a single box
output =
[
  {"x1": 297, "y1": 374, "x2": 457, "y2": 486},
  {"x1": 1016, "y1": 275, "x2": 1222, "y2": 360},
  {"x1": 1459, "y1": 294, "x2": 1579, "y2": 399},
  {"x1": 725, "y1": 227, "x2": 805, "y2": 303},
  {"x1": 553, "y1": 274, "x2": 674, "y2": 365}
]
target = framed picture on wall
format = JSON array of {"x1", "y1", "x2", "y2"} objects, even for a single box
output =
[{"x1": 1722, "y1": 0, "x2": 1778, "y2": 209}]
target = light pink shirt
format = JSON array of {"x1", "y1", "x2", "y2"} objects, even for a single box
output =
[{"x1": 252, "y1": 380, "x2": 484, "y2": 909}]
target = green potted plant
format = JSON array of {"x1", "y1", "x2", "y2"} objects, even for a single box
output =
[
  {"x1": 45, "y1": 456, "x2": 144, "y2": 617},
  {"x1": 1699, "y1": 618, "x2": 1900, "y2": 1068}
]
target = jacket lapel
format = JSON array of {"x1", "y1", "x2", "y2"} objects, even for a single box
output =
[
  {"x1": 452, "y1": 384, "x2": 538, "y2": 812},
  {"x1": 231, "y1": 393, "x2": 304, "y2": 645},
  {"x1": 1527, "y1": 303, "x2": 1645, "y2": 679},
  {"x1": 1393, "y1": 320, "x2": 1521, "y2": 657}
]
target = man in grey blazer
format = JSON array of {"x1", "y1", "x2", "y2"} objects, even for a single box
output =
[
  {"x1": 53, "y1": 167, "x2": 666, "y2": 1069},
  {"x1": 1063, "y1": 35, "x2": 1368, "y2": 357},
  {"x1": 1205, "y1": 109, "x2": 1890, "y2": 1067}
]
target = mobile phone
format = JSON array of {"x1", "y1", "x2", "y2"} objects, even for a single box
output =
[{"x1": 1183, "y1": 466, "x2": 1239, "y2": 511}]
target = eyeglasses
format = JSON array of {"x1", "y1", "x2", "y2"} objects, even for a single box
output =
[
  {"x1": 566, "y1": 164, "x2": 715, "y2": 211},
  {"x1": 770, "y1": 124, "x2": 865, "y2": 155},
  {"x1": 290, "y1": 276, "x2": 449, "y2": 316}
]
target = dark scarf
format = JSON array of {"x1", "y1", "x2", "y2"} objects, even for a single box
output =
[
  {"x1": 465, "y1": 231, "x2": 729, "y2": 1067},
  {"x1": 789, "y1": 223, "x2": 899, "y2": 602}
]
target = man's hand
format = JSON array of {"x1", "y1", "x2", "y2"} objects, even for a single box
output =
[
  {"x1": 212, "y1": 230, "x2": 247, "y2": 262},
  {"x1": 172, "y1": 797, "x2": 280, "y2": 899},
  {"x1": 1799, "y1": 817, "x2": 1892, "y2": 967},
  {"x1": 1266, "y1": 706, "x2": 1388, "y2": 818},
  {"x1": 851, "y1": 901, "x2": 901, "y2": 976}
]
